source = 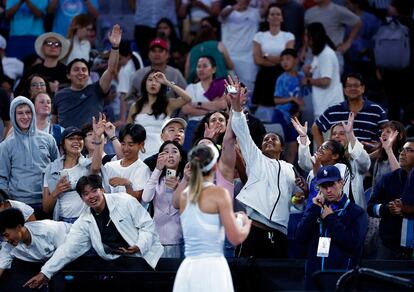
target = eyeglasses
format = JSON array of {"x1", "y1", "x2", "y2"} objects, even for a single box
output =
[
  {"x1": 400, "y1": 147, "x2": 414, "y2": 153},
  {"x1": 43, "y1": 40, "x2": 62, "y2": 48},
  {"x1": 319, "y1": 144, "x2": 332, "y2": 152},
  {"x1": 31, "y1": 82, "x2": 46, "y2": 87}
]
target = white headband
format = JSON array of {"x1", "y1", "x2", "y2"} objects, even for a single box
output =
[{"x1": 201, "y1": 144, "x2": 220, "y2": 172}]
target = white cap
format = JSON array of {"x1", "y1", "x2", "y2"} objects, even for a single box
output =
[
  {"x1": 0, "y1": 35, "x2": 6, "y2": 50},
  {"x1": 161, "y1": 118, "x2": 187, "y2": 132}
]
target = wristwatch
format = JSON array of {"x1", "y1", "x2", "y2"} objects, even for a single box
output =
[{"x1": 169, "y1": 81, "x2": 176, "y2": 88}]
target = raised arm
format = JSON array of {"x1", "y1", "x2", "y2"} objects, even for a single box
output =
[
  {"x1": 104, "y1": 121, "x2": 123, "y2": 159},
  {"x1": 99, "y1": 25, "x2": 121, "y2": 94},
  {"x1": 90, "y1": 114, "x2": 105, "y2": 174},
  {"x1": 381, "y1": 130, "x2": 401, "y2": 171},
  {"x1": 142, "y1": 154, "x2": 167, "y2": 203},
  {"x1": 292, "y1": 117, "x2": 313, "y2": 173},
  {"x1": 218, "y1": 111, "x2": 236, "y2": 183}
]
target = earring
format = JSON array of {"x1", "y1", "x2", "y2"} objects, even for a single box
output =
[{"x1": 141, "y1": 147, "x2": 146, "y2": 154}]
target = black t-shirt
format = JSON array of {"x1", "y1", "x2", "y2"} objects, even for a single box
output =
[
  {"x1": 25, "y1": 62, "x2": 69, "y2": 85},
  {"x1": 0, "y1": 88, "x2": 10, "y2": 122},
  {"x1": 91, "y1": 203, "x2": 129, "y2": 253}
]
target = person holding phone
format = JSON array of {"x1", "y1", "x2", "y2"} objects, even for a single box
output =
[
  {"x1": 142, "y1": 141, "x2": 187, "y2": 257},
  {"x1": 295, "y1": 165, "x2": 367, "y2": 290}
]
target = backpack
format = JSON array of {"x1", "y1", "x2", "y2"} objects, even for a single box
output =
[{"x1": 374, "y1": 18, "x2": 411, "y2": 70}]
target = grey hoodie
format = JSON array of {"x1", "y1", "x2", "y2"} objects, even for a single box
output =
[{"x1": 0, "y1": 96, "x2": 59, "y2": 204}]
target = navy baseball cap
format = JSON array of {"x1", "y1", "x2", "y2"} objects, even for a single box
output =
[
  {"x1": 315, "y1": 165, "x2": 342, "y2": 186},
  {"x1": 61, "y1": 126, "x2": 85, "y2": 144}
]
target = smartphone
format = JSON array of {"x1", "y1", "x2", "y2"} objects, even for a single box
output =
[
  {"x1": 226, "y1": 85, "x2": 237, "y2": 94},
  {"x1": 166, "y1": 169, "x2": 176, "y2": 178}
]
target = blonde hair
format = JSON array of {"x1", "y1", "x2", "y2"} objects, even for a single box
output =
[
  {"x1": 67, "y1": 14, "x2": 94, "y2": 39},
  {"x1": 187, "y1": 144, "x2": 218, "y2": 203}
]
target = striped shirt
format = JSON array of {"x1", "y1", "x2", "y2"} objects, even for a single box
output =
[{"x1": 315, "y1": 98, "x2": 388, "y2": 142}]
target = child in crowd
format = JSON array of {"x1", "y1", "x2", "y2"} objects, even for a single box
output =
[{"x1": 272, "y1": 48, "x2": 307, "y2": 163}]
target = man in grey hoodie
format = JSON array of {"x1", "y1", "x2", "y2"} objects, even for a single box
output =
[{"x1": 0, "y1": 96, "x2": 59, "y2": 218}]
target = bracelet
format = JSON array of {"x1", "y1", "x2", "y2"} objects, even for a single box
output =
[
  {"x1": 109, "y1": 136, "x2": 118, "y2": 141},
  {"x1": 92, "y1": 140, "x2": 103, "y2": 145},
  {"x1": 111, "y1": 46, "x2": 119, "y2": 50}
]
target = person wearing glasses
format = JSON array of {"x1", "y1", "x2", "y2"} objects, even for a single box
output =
[
  {"x1": 15, "y1": 32, "x2": 70, "y2": 96},
  {"x1": 367, "y1": 139, "x2": 414, "y2": 259},
  {"x1": 311, "y1": 73, "x2": 388, "y2": 150}
]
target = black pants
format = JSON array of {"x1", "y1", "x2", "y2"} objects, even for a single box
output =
[{"x1": 237, "y1": 224, "x2": 288, "y2": 258}]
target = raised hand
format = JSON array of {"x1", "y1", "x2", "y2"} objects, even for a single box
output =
[
  {"x1": 153, "y1": 72, "x2": 169, "y2": 85},
  {"x1": 104, "y1": 121, "x2": 116, "y2": 139},
  {"x1": 93, "y1": 113, "x2": 106, "y2": 139},
  {"x1": 341, "y1": 112, "x2": 355, "y2": 135},
  {"x1": 291, "y1": 116, "x2": 308, "y2": 137},
  {"x1": 156, "y1": 151, "x2": 168, "y2": 171},
  {"x1": 204, "y1": 122, "x2": 222, "y2": 140},
  {"x1": 225, "y1": 75, "x2": 242, "y2": 112},
  {"x1": 380, "y1": 130, "x2": 399, "y2": 152},
  {"x1": 108, "y1": 24, "x2": 122, "y2": 47}
]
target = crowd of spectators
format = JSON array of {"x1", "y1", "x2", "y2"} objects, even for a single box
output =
[{"x1": 0, "y1": 0, "x2": 414, "y2": 290}]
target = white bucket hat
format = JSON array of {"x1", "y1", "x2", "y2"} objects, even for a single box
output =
[{"x1": 34, "y1": 32, "x2": 70, "y2": 61}]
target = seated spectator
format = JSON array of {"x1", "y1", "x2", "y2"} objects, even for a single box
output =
[
  {"x1": 33, "y1": 92, "x2": 64, "y2": 148},
  {"x1": 65, "y1": 14, "x2": 94, "y2": 64},
  {"x1": 251, "y1": 4, "x2": 295, "y2": 108},
  {"x1": 143, "y1": 117, "x2": 187, "y2": 171},
  {"x1": 295, "y1": 165, "x2": 367, "y2": 290},
  {"x1": 103, "y1": 124, "x2": 151, "y2": 200},
  {"x1": 0, "y1": 96, "x2": 59, "y2": 219},
  {"x1": 127, "y1": 70, "x2": 191, "y2": 160},
  {"x1": 191, "y1": 111, "x2": 228, "y2": 147},
  {"x1": 16, "y1": 32, "x2": 70, "y2": 96},
  {"x1": 5, "y1": 0, "x2": 48, "y2": 60},
  {"x1": 24, "y1": 174, "x2": 164, "y2": 288},
  {"x1": 367, "y1": 138, "x2": 414, "y2": 259},
  {"x1": 0, "y1": 208, "x2": 71, "y2": 279},
  {"x1": 312, "y1": 72, "x2": 388, "y2": 149},
  {"x1": 128, "y1": 38, "x2": 187, "y2": 108},
  {"x1": 0, "y1": 34, "x2": 24, "y2": 82},
  {"x1": 47, "y1": 0, "x2": 99, "y2": 37},
  {"x1": 185, "y1": 17, "x2": 234, "y2": 83},
  {"x1": 52, "y1": 24, "x2": 121, "y2": 128},
  {"x1": 20, "y1": 74, "x2": 53, "y2": 100},
  {"x1": 182, "y1": 56, "x2": 227, "y2": 150},
  {"x1": 302, "y1": 22, "x2": 344, "y2": 119},
  {"x1": 293, "y1": 112, "x2": 370, "y2": 209},
  {"x1": 42, "y1": 120, "x2": 104, "y2": 223},
  {"x1": 142, "y1": 141, "x2": 187, "y2": 258},
  {"x1": 0, "y1": 189, "x2": 35, "y2": 222},
  {"x1": 370, "y1": 121, "x2": 406, "y2": 189}
]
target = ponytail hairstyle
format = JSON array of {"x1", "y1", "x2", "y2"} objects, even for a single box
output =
[{"x1": 187, "y1": 144, "x2": 219, "y2": 203}]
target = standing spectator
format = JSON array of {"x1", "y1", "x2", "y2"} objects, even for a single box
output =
[
  {"x1": 103, "y1": 124, "x2": 151, "y2": 200},
  {"x1": 229, "y1": 79, "x2": 296, "y2": 258},
  {"x1": 24, "y1": 174, "x2": 164, "y2": 289},
  {"x1": 126, "y1": 71, "x2": 192, "y2": 160},
  {"x1": 275, "y1": 0, "x2": 305, "y2": 51},
  {"x1": 185, "y1": 17, "x2": 234, "y2": 83},
  {"x1": 142, "y1": 141, "x2": 187, "y2": 258},
  {"x1": 0, "y1": 34, "x2": 24, "y2": 82},
  {"x1": 303, "y1": 0, "x2": 362, "y2": 71},
  {"x1": 52, "y1": 24, "x2": 121, "y2": 128},
  {"x1": 128, "y1": 38, "x2": 187, "y2": 107},
  {"x1": 302, "y1": 22, "x2": 344, "y2": 119},
  {"x1": 0, "y1": 96, "x2": 59, "y2": 218},
  {"x1": 367, "y1": 139, "x2": 414, "y2": 259},
  {"x1": 65, "y1": 14, "x2": 94, "y2": 64},
  {"x1": 220, "y1": 0, "x2": 261, "y2": 92},
  {"x1": 16, "y1": 32, "x2": 70, "y2": 96},
  {"x1": 251, "y1": 3, "x2": 295, "y2": 109},
  {"x1": 47, "y1": 0, "x2": 99, "y2": 37},
  {"x1": 129, "y1": 0, "x2": 178, "y2": 61},
  {"x1": 5, "y1": 0, "x2": 48, "y2": 60},
  {"x1": 295, "y1": 165, "x2": 367, "y2": 290},
  {"x1": 312, "y1": 72, "x2": 387, "y2": 148}
]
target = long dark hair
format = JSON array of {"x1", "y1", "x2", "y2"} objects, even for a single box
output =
[
  {"x1": 375, "y1": 121, "x2": 407, "y2": 162},
  {"x1": 20, "y1": 73, "x2": 53, "y2": 99},
  {"x1": 191, "y1": 111, "x2": 229, "y2": 146},
  {"x1": 158, "y1": 140, "x2": 187, "y2": 182},
  {"x1": 156, "y1": 17, "x2": 179, "y2": 44},
  {"x1": 307, "y1": 22, "x2": 336, "y2": 55},
  {"x1": 325, "y1": 139, "x2": 354, "y2": 180},
  {"x1": 132, "y1": 69, "x2": 168, "y2": 121}
]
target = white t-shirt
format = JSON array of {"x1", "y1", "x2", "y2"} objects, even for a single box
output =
[
  {"x1": 253, "y1": 30, "x2": 295, "y2": 57},
  {"x1": 43, "y1": 164, "x2": 89, "y2": 220},
  {"x1": 117, "y1": 59, "x2": 136, "y2": 94},
  {"x1": 9, "y1": 200, "x2": 34, "y2": 221},
  {"x1": 103, "y1": 159, "x2": 151, "y2": 194},
  {"x1": 182, "y1": 0, "x2": 220, "y2": 21},
  {"x1": 310, "y1": 45, "x2": 344, "y2": 118},
  {"x1": 185, "y1": 82, "x2": 210, "y2": 121}
]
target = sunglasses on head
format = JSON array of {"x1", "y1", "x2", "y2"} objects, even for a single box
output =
[{"x1": 43, "y1": 40, "x2": 62, "y2": 48}]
